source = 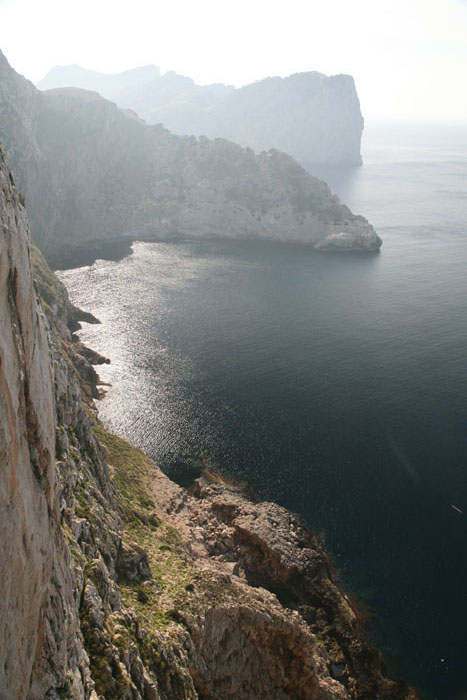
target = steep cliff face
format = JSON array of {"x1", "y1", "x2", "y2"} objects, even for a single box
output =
[
  {"x1": 0, "y1": 144, "x2": 89, "y2": 699},
  {"x1": 0, "y1": 51, "x2": 379, "y2": 267},
  {"x1": 38, "y1": 65, "x2": 364, "y2": 167},
  {"x1": 145, "y1": 72, "x2": 364, "y2": 168},
  {"x1": 0, "y1": 148, "x2": 409, "y2": 699}
]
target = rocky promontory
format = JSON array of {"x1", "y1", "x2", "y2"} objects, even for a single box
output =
[
  {"x1": 0, "y1": 50, "x2": 379, "y2": 267},
  {"x1": 314, "y1": 220, "x2": 382, "y2": 252}
]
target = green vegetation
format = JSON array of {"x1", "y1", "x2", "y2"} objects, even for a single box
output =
[
  {"x1": 93, "y1": 424, "x2": 156, "y2": 517},
  {"x1": 93, "y1": 424, "x2": 195, "y2": 626},
  {"x1": 64, "y1": 414, "x2": 199, "y2": 694},
  {"x1": 30, "y1": 242, "x2": 73, "y2": 326},
  {"x1": 30, "y1": 243, "x2": 62, "y2": 308}
]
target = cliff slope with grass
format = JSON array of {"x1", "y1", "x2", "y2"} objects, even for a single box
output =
[
  {"x1": 0, "y1": 50, "x2": 379, "y2": 268},
  {"x1": 0, "y1": 145, "x2": 414, "y2": 698}
]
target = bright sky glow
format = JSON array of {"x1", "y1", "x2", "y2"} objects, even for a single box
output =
[{"x1": 1, "y1": 0, "x2": 467, "y2": 121}]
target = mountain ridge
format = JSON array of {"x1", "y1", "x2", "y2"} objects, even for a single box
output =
[{"x1": 38, "y1": 63, "x2": 364, "y2": 167}]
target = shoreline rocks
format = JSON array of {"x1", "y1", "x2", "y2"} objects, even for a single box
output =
[{"x1": 314, "y1": 223, "x2": 382, "y2": 252}]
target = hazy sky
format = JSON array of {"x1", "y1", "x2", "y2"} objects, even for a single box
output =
[{"x1": 1, "y1": 0, "x2": 466, "y2": 122}]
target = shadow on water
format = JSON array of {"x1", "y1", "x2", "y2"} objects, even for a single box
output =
[{"x1": 51, "y1": 238, "x2": 134, "y2": 270}]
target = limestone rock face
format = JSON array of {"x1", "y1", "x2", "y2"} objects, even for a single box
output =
[
  {"x1": 0, "y1": 145, "x2": 87, "y2": 699},
  {"x1": 38, "y1": 65, "x2": 364, "y2": 167},
  {"x1": 0, "y1": 50, "x2": 377, "y2": 267}
]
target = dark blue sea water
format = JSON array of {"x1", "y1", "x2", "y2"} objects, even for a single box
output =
[{"x1": 60, "y1": 122, "x2": 467, "y2": 699}]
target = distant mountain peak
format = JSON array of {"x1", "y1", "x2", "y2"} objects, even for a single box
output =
[{"x1": 37, "y1": 63, "x2": 161, "y2": 101}]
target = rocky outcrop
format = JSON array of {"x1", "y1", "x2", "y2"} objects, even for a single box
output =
[
  {"x1": 144, "y1": 470, "x2": 415, "y2": 699},
  {"x1": 38, "y1": 65, "x2": 364, "y2": 167},
  {"x1": 0, "y1": 146, "x2": 408, "y2": 698},
  {"x1": 0, "y1": 50, "x2": 377, "y2": 266},
  {"x1": 314, "y1": 221, "x2": 382, "y2": 252}
]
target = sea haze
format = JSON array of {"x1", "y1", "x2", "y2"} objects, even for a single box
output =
[{"x1": 60, "y1": 123, "x2": 467, "y2": 699}]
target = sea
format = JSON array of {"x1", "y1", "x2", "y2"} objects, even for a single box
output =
[{"x1": 59, "y1": 121, "x2": 467, "y2": 699}]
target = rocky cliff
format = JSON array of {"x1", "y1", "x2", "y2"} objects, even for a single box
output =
[
  {"x1": 0, "y1": 143, "x2": 91, "y2": 698},
  {"x1": 38, "y1": 65, "x2": 363, "y2": 167},
  {"x1": 0, "y1": 50, "x2": 379, "y2": 267},
  {"x1": 1, "y1": 147, "x2": 413, "y2": 698}
]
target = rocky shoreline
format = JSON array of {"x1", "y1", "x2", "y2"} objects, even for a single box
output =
[{"x1": 53, "y1": 227, "x2": 382, "y2": 272}]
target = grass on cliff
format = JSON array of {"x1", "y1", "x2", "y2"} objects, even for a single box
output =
[
  {"x1": 93, "y1": 424, "x2": 195, "y2": 629},
  {"x1": 93, "y1": 423, "x2": 156, "y2": 517},
  {"x1": 30, "y1": 243, "x2": 63, "y2": 311}
]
